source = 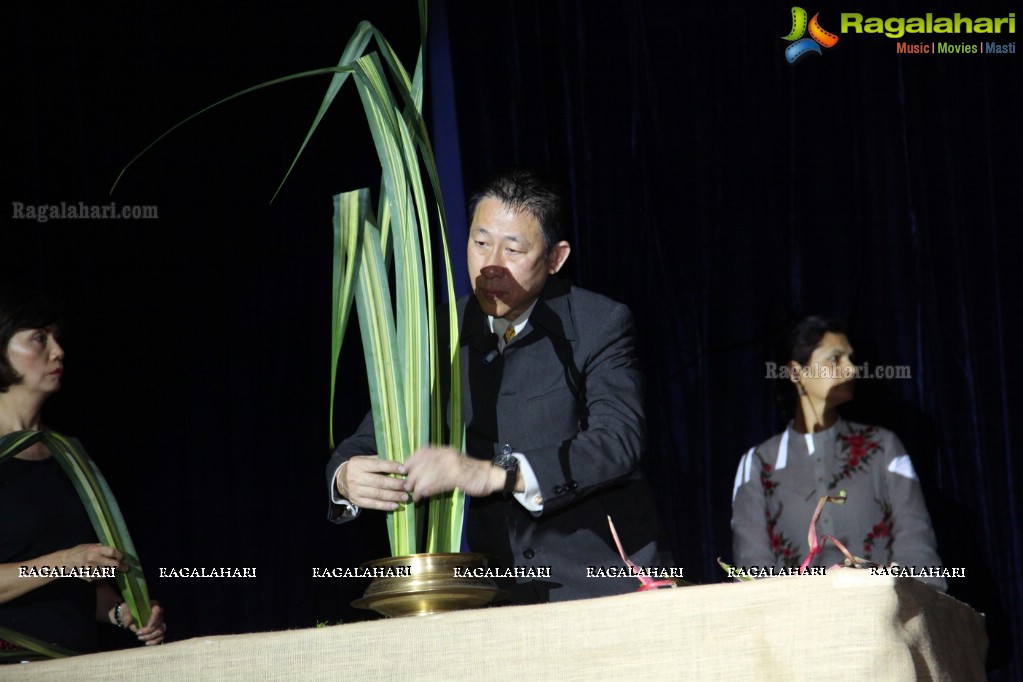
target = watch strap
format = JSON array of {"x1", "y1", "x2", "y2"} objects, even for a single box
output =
[{"x1": 502, "y1": 467, "x2": 517, "y2": 498}]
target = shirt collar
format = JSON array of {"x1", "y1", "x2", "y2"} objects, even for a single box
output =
[
  {"x1": 488, "y1": 299, "x2": 538, "y2": 337},
  {"x1": 786, "y1": 416, "x2": 846, "y2": 455}
]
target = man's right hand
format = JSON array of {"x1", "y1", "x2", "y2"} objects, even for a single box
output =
[{"x1": 336, "y1": 456, "x2": 410, "y2": 511}]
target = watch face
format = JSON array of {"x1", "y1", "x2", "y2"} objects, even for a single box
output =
[{"x1": 493, "y1": 452, "x2": 518, "y2": 471}]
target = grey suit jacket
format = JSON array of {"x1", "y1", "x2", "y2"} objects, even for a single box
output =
[{"x1": 327, "y1": 277, "x2": 667, "y2": 603}]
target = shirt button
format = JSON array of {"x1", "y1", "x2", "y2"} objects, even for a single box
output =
[{"x1": 524, "y1": 549, "x2": 535, "y2": 559}]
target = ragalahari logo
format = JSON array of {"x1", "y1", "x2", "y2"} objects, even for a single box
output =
[{"x1": 783, "y1": 7, "x2": 840, "y2": 63}]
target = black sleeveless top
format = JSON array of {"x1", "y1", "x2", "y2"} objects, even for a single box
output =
[{"x1": 0, "y1": 456, "x2": 99, "y2": 654}]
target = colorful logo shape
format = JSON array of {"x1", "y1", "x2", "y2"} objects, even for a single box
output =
[{"x1": 782, "y1": 7, "x2": 839, "y2": 63}]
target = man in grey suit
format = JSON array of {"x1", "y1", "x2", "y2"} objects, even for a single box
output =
[{"x1": 328, "y1": 169, "x2": 667, "y2": 603}]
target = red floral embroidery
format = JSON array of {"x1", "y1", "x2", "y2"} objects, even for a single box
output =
[
  {"x1": 862, "y1": 502, "x2": 894, "y2": 561},
  {"x1": 829, "y1": 426, "x2": 881, "y2": 489},
  {"x1": 758, "y1": 453, "x2": 799, "y2": 567}
]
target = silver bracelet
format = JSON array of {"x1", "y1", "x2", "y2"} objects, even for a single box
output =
[{"x1": 114, "y1": 601, "x2": 126, "y2": 628}]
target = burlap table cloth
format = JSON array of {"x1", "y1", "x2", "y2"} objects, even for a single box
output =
[{"x1": 4, "y1": 571, "x2": 986, "y2": 681}]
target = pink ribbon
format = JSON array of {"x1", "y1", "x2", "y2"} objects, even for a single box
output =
[{"x1": 607, "y1": 516, "x2": 676, "y2": 591}]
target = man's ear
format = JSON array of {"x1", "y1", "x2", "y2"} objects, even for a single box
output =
[{"x1": 547, "y1": 241, "x2": 571, "y2": 274}]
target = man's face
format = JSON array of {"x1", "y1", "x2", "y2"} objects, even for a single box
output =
[{"x1": 467, "y1": 197, "x2": 570, "y2": 322}]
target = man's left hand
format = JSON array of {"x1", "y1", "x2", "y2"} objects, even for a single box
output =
[{"x1": 403, "y1": 447, "x2": 504, "y2": 502}]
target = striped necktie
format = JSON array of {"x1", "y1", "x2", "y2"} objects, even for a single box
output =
[{"x1": 494, "y1": 319, "x2": 517, "y2": 352}]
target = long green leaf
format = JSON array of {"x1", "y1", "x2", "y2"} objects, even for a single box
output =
[
  {"x1": 345, "y1": 20, "x2": 468, "y2": 553},
  {"x1": 347, "y1": 24, "x2": 466, "y2": 456},
  {"x1": 353, "y1": 56, "x2": 430, "y2": 457},
  {"x1": 380, "y1": 47, "x2": 467, "y2": 554},
  {"x1": 44, "y1": 433, "x2": 152, "y2": 628},
  {"x1": 272, "y1": 22, "x2": 375, "y2": 202},
  {"x1": 0, "y1": 431, "x2": 153, "y2": 632},
  {"x1": 329, "y1": 188, "x2": 369, "y2": 448},
  {"x1": 0, "y1": 430, "x2": 46, "y2": 459},
  {"x1": 351, "y1": 50, "x2": 469, "y2": 553},
  {"x1": 351, "y1": 214, "x2": 415, "y2": 556},
  {"x1": 0, "y1": 625, "x2": 76, "y2": 660},
  {"x1": 112, "y1": 20, "x2": 412, "y2": 198},
  {"x1": 112, "y1": 66, "x2": 365, "y2": 196}
]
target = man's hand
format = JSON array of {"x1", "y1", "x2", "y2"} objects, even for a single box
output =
[
  {"x1": 403, "y1": 447, "x2": 505, "y2": 502},
  {"x1": 336, "y1": 455, "x2": 409, "y2": 511}
]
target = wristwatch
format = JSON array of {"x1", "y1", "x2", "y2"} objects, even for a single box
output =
[{"x1": 492, "y1": 445, "x2": 519, "y2": 498}]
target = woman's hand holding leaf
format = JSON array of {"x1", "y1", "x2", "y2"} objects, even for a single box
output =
[
  {"x1": 123, "y1": 601, "x2": 166, "y2": 646},
  {"x1": 60, "y1": 544, "x2": 128, "y2": 581}
]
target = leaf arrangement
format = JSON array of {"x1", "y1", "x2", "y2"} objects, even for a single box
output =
[
  {"x1": 324, "y1": 4, "x2": 466, "y2": 556},
  {"x1": 113, "y1": 1, "x2": 465, "y2": 556}
]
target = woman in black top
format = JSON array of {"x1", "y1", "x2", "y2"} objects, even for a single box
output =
[{"x1": 0, "y1": 286, "x2": 165, "y2": 653}]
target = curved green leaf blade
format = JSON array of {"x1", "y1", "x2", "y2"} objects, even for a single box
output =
[
  {"x1": 0, "y1": 625, "x2": 76, "y2": 660},
  {"x1": 0, "y1": 431, "x2": 153, "y2": 633},
  {"x1": 353, "y1": 219, "x2": 415, "y2": 556},
  {"x1": 41, "y1": 433, "x2": 152, "y2": 628}
]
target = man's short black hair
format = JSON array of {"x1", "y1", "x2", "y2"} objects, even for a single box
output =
[
  {"x1": 468, "y1": 169, "x2": 565, "y2": 255},
  {"x1": 0, "y1": 286, "x2": 63, "y2": 393}
]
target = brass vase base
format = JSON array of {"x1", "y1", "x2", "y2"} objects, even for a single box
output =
[{"x1": 352, "y1": 552, "x2": 509, "y2": 618}]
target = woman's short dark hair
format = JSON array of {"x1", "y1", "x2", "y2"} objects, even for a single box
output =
[
  {"x1": 0, "y1": 286, "x2": 63, "y2": 393},
  {"x1": 775, "y1": 315, "x2": 847, "y2": 418},
  {"x1": 468, "y1": 169, "x2": 565, "y2": 256}
]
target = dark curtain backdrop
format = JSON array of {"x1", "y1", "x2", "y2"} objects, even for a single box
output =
[
  {"x1": 7, "y1": 0, "x2": 1020, "y2": 678},
  {"x1": 444, "y1": 1, "x2": 1020, "y2": 678}
]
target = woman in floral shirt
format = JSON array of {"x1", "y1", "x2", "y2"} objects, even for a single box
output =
[{"x1": 730, "y1": 316, "x2": 946, "y2": 590}]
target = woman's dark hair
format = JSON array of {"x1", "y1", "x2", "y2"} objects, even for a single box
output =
[
  {"x1": 0, "y1": 286, "x2": 64, "y2": 393},
  {"x1": 775, "y1": 315, "x2": 847, "y2": 420}
]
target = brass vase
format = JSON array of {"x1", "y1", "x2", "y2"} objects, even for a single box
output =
[{"x1": 352, "y1": 552, "x2": 509, "y2": 617}]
